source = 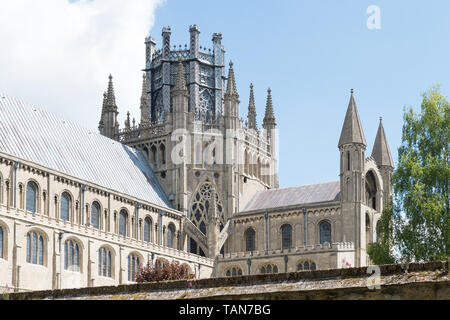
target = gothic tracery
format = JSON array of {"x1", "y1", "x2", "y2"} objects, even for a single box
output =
[{"x1": 190, "y1": 181, "x2": 225, "y2": 235}]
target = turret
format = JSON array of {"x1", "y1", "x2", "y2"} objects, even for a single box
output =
[
  {"x1": 144, "y1": 36, "x2": 156, "y2": 71},
  {"x1": 99, "y1": 74, "x2": 119, "y2": 139},
  {"x1": 263, "y1": 88, "x2": 278, "y2": 188},
  {"x1": 189, "y1": 25, "x2": 200, "y2": 59},
  {"x1": 247, "y1": 83, "x2": 257, "y2": 130},
  {"x1": 140, "y1": 73, "x2": 150, "y2": 126},
  {"x1": 224, "y1": 61, "x2": 239, "y2": 130},
  {"x1": 162, "y1": 26, "x2": 171, "y2": 59},
  {"x1": 172, "y1": 57, "x2": 188, "y2": 129},
  {"x1": 371, "y1": 117, "x2": 394, "y2": 206},
  {"x1": 338, "y1": 89, "x2": 366, "y2": 267},
  {"x1": 263, "y1": 88, "x2": 276, "y2": 130},
  {"x1": 125, "y1": 111, "x2": 131, "y2": 130}
]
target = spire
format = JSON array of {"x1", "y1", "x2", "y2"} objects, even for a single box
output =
[
  {"x1": 263, "y1": 88, "x2": 276, "y2": 128},
  {"x1": 98, "y1": 91, "x2": 107, "y2": 129},
  {"x1": 338, "y1": 89, "x2": 367, "y2": 148},
  {"x1": 125, "y1": 111, "x2": 131, "y2": 129},
  {"x1": 371, "y1": 117, "x2": 394, "y2": 168},
  {"x1": 225, "y1": 61, "x2": 239, "y2": 99},
  {"x1": 173, "y1": 57, "x2": 187, "y2": 94},
  {"x1": 140, "y1": 73, "x2": 150, "y2": 125},
  {"x1": 106, "y1": 74, "x2": 117, "y2": 109},
  {"x1": 247, "y1": 83, "x2": 257, "y2": 130}
]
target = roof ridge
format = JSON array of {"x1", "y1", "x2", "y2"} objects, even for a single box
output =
[
  {"x1": 0, "y1": 93, "x2": 171, "y2": 209},
  {"x1": 1, "y1": 93, "x2": 121, "y2": 144},
  {"x1": 262, "y1": 180, "x2": 340, "y2": 192}
]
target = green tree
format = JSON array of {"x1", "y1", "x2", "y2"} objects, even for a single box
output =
[
  {"x1": 367, "y1": 201, "x2": 396, "y2": 265},
  {"x1": 393, "y1": 86, "x2": 449, "y2": 262},
  {"x1": 368, "y1": 86, "x2": 449, "y2": 264}
]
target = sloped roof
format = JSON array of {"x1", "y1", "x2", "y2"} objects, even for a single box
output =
[
  {"x1": 242, "y1": 181, "x2": 341, "y2": 212},
  {"x1": 338, "y1": 91, "x2": 367, "y2": 147},
  {"x1": 371, "y1": 119, "x2": 394, "y2": 168},
  {"x1": 0, "y1": 93, "x2": 171, "y2": 209}
]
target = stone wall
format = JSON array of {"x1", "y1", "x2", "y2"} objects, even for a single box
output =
[{"x1": 9, "y1": 261, "x2": 449, "y2": 300}]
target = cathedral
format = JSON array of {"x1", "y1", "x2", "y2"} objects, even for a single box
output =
[{"x1": 0, "y1": 25, "x2": 394, "y2": 292}]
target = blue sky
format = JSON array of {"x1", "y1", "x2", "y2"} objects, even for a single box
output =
[
  {"x1": 1, "y1": 0, "x2": 449, "y2": 190},
  {"x1": 149, "y1": 0, "x2": 450, "y2": 188}
]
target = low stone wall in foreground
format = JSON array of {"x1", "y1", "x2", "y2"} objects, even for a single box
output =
[{"x1": 9, "y1": 261, "x2": 450, "y2": 300}]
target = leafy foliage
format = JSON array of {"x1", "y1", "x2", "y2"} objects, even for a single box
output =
[
  {"x1": 136, "y1": 260, "x2": 195, "y2": 283},
  {"x1": 367, "y1": 200, "x2": 396, "y2": 265},
  {"x1": 371, "y1": 86, "x2": 449, "y2": 263}
]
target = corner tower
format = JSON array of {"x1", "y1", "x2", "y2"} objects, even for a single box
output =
[
  {"x1": 371, "y1": 117, "x2": 394, "y2": 207},
  {"x1": 338, "y1": 89, "x2": 367, "y2": 267}
]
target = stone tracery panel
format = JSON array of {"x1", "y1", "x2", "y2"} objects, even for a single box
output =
[{"x1": 190, "y1": 181, "x2": 225, "y2": 235}]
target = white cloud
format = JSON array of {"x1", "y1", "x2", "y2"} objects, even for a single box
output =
[{"x1": 0, "y1": 0, "x2": 164, "y2": 130}]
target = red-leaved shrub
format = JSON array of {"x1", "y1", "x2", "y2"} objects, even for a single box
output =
[{"x1": 136, "y1": 260, "x2": 195, "y2": 283}]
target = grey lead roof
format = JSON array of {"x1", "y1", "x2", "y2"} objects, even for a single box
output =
[
  {"x1": 242, "y1": 181, "x2": 341, "y2": 212},
  {"x1": 0, "y1": 93, "x2": 171, "y2": 209}
]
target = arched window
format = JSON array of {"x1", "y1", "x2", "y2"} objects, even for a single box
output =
[
  {"x1": 144, "y1": 217, "x2": 152, "y2": 243},
  {"x1": 0, "y1": 226, "x2": 3, "y2": 259},
  {"x1": 245, "y1": 228, "x2": 255, "y2": 252},
  {"x1": 167, "y1": 224, "x2": 175, "y2": 249},
  {"x1": 160, "y1": 144, "x2": 166, "y2": 165},
  {"x1": 347, "y1": 151, "x2": 351, "y2": 171},
  {"x1": 18, "y1": 184, "x2": 23, "y2": 209},
  {"x1": 119, "y1": 209, "x2": 128, "y2": 237},
  {"x1": 319, "y1": 221, "x2": 332, "y2": 245},
  {"x1": 64, "y1": 240, "x2": 80, "y2": 272},
  {"x1": 26, "y1": 233, "x2": 30, "y2": 263},
  {"x1": 281, "y1": 224, "x2": 292, "y2": 249},
  {"x1": 26, "y1": 182, "x2": 37, "y2": 213},
  {"x1": 212, "y1": 148, "x2": 216, "y2": 165},
  {"x1": 60, "y1": 192, "x2": 71, "y2": 222},
  {"x1": 91, "y1": 202, "x2": 100, "y2": 229},
  {"x1": 155, "y1": 258, "x2": 169, "y2": 269},
  {"x1": 304, "y1": 261, "x2": 310, "y2": 270},
  {"x1": 298, "y1": 260, "x2": 316, "y2": 271},
  {"x1": 365, "y1": 171, "x2": 378, "y2": 210},
  {"x1": 224, "y1": 266, "x2": 243, "y2": 277},
  {"x1": 98, "y1": 247, "x2": 112, "y2": 278},
  {"x1": 128, "y1": 253, "x2": 141, "y2": 282},
  {"x1": 260, "y1": 263, "x2": 278, "y2": 274},
  {"x1": 26, "y1": 231, "x2": 44, "y2": 266},
  {"x1": 366, "y1": 212, "x2": 371, "y2": 246},
  {"x1": 39, "y1": 235, "x2": 43, "y2": 265},
  {"x1": 151, "y1": 145, "x2": 158, "y2": 166}
]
